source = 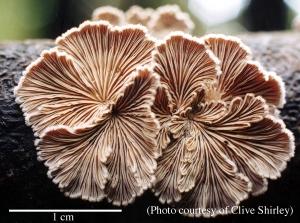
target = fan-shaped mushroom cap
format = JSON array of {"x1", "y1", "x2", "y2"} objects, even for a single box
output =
[
  {"x1": 15, "y1": 21, "x2": 160, "y2": 204},
  {"x1": 92, "y1": 6, "x2": 125, "y2": 26},
  {"x1": 125, "y1": 5, "x2": 154, "y2": 26},
  {"x1": 152, "y1": 33, "x2": 295, "y2": 217},
  {"x1": 148, "y1": 5, "x2": 195, "y2": 39},
  {"x1": 15, "y1": 21, "x2": 155, "y2": 135},
  {"x1": 202, "y1": 34, "x2": 286, "y2": 108},
  {"x1": 153, "y1": 32, "x2": 219, "y2": 113}
]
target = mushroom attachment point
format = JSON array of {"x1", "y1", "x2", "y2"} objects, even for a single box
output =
[
  {"x1": 15, "y1": 21, "x2": 160, "y2": 205},
  {"x1": 152, "y1": 33, "x2": 295, "y2": 217}
]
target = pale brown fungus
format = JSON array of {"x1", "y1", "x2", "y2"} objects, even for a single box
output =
[
  {"x1": 125, "y1": 5, "x2": 154, "y2": 26},
  {"x1": 15, "y1": 21, "x2": 159, "y2": 205},
  {"x1": 92, "y1": 6, "x2": 125, "y2": 26},
  {"x1": 152, "y1": 33, "x2": 295, "y2": 217},
  {"x1": 148, "y1": 5, "x2": 195, "y2": 38},
  {"x1": 92, "y1": 5, "x2": 195, "y2": 39}
]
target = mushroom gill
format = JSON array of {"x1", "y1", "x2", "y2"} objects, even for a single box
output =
[
  {"x1": 152, "y1": 33, "x2": 295, "y2": 217},
  {"x1": 15, "y1": 21, "x2": 160, "y2": 205}
]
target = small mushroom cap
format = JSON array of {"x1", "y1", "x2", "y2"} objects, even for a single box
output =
[
  {"x1": 92, "y1": 6, "x2": 125, "y2": 26},
  {"x1": 15, "y1": 21, "x2": 159, "y2": 205},
  {"x1": 202, "y1": 34, "x2": 286, "y2": 108},
  {"x1": 125, "y1": 5, "x2": 154, "y2": 26},
  {"x1": 148, "y1": 5, "x2": 195, "y2": 38}
]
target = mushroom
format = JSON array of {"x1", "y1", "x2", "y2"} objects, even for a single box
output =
[
  {"x1": 125, "y1": 5, "x2": 154, "y2": 26},
  {"x1": 92, "y1": 5, "x2": 195, "y2": 39},
  {"x1": 148, "y1": 5, "x2": 195, "y2": 39},
  {"x1": 92, "y1": 6, "x2": 125, "y2": 26},
  {"x1": 14, "y1": 21, "x2": 160, "y2": 205},
  {"x1": 152, "y1": 33, "x2": 295, "y2": 217}
]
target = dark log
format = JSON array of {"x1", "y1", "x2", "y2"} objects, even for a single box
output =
[{"x1": 0, "y1": 33, "x2": 300, "y2": 223}]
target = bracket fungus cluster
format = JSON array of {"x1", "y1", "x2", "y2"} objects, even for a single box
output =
[
  {"x1": 152, "y1": 33, "x2": 294, "y2": 217},
  {"x1": 92, "y1": 5, "x2": 194, "y2": 38},
  {"x1": 14, "y1": 6, "x2": 294, "y2": 218}
]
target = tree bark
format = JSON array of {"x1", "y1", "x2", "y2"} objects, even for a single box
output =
[{"x1": 1, "y1": 33, "x2": 300, "y2": 222}]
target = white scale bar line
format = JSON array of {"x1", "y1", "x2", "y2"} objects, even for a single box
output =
[{"x1": 9, "y1": 209, "x2": 122, "y2": 213}]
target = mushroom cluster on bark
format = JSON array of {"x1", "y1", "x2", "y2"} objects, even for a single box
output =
[
  {"x1": 92, "y1": 5, "x2": 194, "y2": 38},
  {"x1": 152, "y1": 33, "x2": 294, "y2": 217},
  {"x1": 14, "y1": 5, "x2": 295, "y2": 218}
]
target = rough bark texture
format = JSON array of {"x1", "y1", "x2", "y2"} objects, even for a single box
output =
[{"x1": 0, "y1": 33, "x2": 300, "y2": 223}]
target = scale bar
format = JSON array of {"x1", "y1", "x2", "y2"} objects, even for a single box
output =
[{"x1": 9, "y1": 209, "x2": 122, "y2": 213}]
